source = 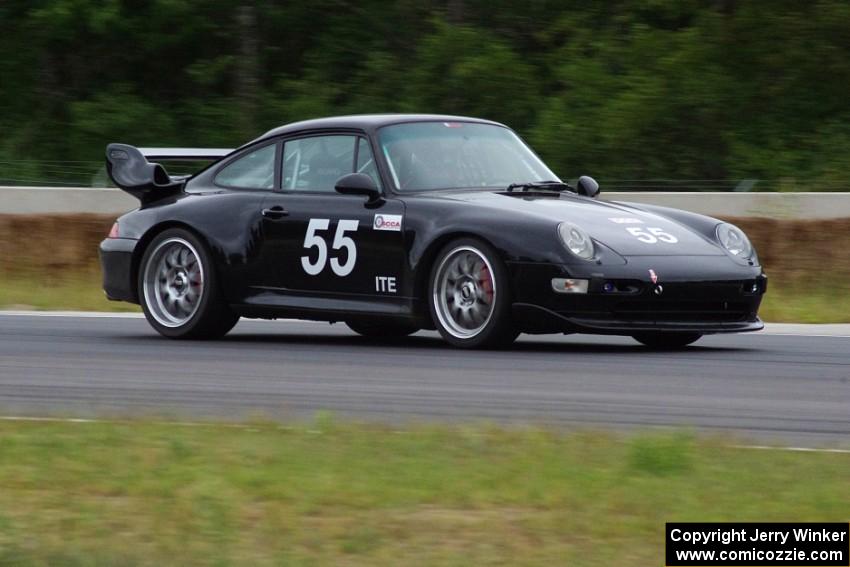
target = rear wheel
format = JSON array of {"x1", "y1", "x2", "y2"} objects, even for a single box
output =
[
  {"x1": 139, "y1": 228, "x2": 239, "y2": 339},
  {"x1": 429, "y1": 238, "x2": 518, "y2": 349},
  {"x1": 346, "y1": 320, "x2": 418, "y2": 339},
  {"x1": 632, "y1": 332, "x2": 702, "y2": 349}
]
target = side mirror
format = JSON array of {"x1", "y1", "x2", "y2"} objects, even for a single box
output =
[
  {"x1": 576, "y1": 175, "x2": 600, "y2": 198},
  {"x1": 335, "y1": 173, "x2": 382, "y2": 203}
]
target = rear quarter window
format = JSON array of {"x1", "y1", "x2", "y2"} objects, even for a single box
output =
[{"x1": 215, "y1": 144, "x2": 276, "y2": 189}]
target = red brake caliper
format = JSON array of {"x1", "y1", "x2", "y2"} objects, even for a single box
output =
[{"x1": 479, "y1": 264, "x2": 494, "y2": 302}]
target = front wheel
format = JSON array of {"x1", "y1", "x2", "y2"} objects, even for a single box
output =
[
  {"x1": 139, "y1": 228, "x2": 239, "y2": 339},
  {"x1": 428, "y1": 238, "x2": 518, "y2": 349},
  {"x1": 632, "y1": 332, "x2": 702, "y2": 349}
]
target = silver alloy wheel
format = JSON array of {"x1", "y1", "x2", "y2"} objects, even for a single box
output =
[
  {"x1": 142, "y1": 237, "x2": 205, "y2": 328},
  {"x1": 433, "y1": 245, "x2": 497, "y2": 339}
]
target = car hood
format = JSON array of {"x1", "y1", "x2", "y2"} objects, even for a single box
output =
[{"x1": 436, "y1": 190, "x2": 724, "y2": 256}]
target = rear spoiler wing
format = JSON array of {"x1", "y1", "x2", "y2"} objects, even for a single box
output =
[
  {"x1": 138, "y1": 148, "x2": 234, "y2": 161},
  {"x1": 106, "y1": 144, "x2": 234, "y2": 205}
]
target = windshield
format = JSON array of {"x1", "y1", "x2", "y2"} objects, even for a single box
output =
[{"x1": 378, "y1": 122, "x2": 559, "y2": 191}]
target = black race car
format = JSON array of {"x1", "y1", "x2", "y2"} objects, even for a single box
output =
[{"x1": 100, "y1": 114, "x2": 766, "y2": 348}]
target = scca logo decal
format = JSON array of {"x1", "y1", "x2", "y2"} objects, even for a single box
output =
[{"x1": 373, "y1": 214, "x2": 402, "y2": 231}]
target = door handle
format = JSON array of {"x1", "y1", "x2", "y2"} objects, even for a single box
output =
[{"x1": 261, "y1": 206, "x2": 289, "y2": 219}]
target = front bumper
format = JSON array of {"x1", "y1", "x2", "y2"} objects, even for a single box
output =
[
  {"x1": 509, "y1": 260, "x2": 766, "y2": 336},
  {"x1": 513, "y1": 302, "x2": 764, "y2": 335},
  {"x1": 99, "y1": 238, "x2": 138, "y2": 303}
]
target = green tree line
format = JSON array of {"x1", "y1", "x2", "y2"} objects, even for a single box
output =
[{"x1": 1, "y1": 0, "x2": 849, "y2": 189}]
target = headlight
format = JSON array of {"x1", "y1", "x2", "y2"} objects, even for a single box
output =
[
  {"x1": 716, "y1": 223, "x2": 753, "y2": 259},
  {"x1": 558, "y1": 222, "x2": 595, "y2": 260}
]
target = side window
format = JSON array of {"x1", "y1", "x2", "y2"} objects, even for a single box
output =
[
  {"x1": 282, "y1": 135, "x2": 356, "y2": 192},
  {"x1": 356, "y1": 137, "x2": 382, "y2": 189},
  {"x1": 215, "y1": 144, "x2": 276, "y2": 189}
]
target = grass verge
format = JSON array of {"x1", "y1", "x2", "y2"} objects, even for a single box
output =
[
  {"x1": 0, "y1": 273, "x2": 139, "y2": 313},
  {"x1": 0, "y1": 420, "x2": 848, "y2": 566},
  {"x1": 758, "y1": 281, "x2": 850, "y2": 323}
]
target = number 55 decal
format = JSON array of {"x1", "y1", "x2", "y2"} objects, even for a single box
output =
[
  {"x1": 301, "y1": 218, "x2": 360, "y2": 276},
  {"x1": 626, "y1": 226, "x2": 679, "y2": 244}
]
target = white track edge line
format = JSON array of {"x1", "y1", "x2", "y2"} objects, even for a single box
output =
[
  {"x1": 732, "y1": 444, "x2": 850, "y2": 455},
  {"x1": 0, "y1": 415, "x2": 283, "y2": 430},
  {"x1": 760, "y1": 333, "x2": 850, "y2": 338},
  {"x1": 0, "y1": 310, "x2": 322, "y2": 323},
  {"x1": 0, "y1": 311, "x2": 145, "y2": 318}
]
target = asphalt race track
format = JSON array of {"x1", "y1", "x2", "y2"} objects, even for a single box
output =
[{"x1": 1, "y1": 312, "x2": 848, "y2": 446}]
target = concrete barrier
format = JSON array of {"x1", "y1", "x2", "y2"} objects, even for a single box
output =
[
  {"x1": 2, "y1": 186, "x2": 850, "y2": 219},
  {"x1": 606, "y1": 191, "x2": 850, "y2": 220},
  {"x1": 0, "y1": 187, "x2": 136, "y2": 215}
]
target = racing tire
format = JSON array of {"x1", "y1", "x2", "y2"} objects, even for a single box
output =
[
  {"x1": 138, "y1": 228, "x2": 239, "y2": 339},
  {"x1": 345, "y1": 320, "x2": 419, "y2": 339},
  {"x1": 632, "y1": 332, "x2": 702, "y2": 349},
  {"x1": 428, "y1": 237, "x2": 518, "y2": 349}
]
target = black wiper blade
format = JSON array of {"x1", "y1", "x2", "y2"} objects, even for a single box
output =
[{"x1": 506, "y1": 180, "x2": 573, "y2": 192}]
